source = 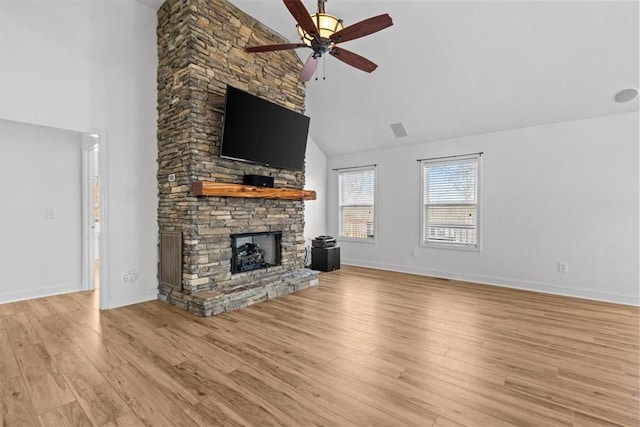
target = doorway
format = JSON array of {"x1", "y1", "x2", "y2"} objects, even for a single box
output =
[{"x1": 0, "y1": 120, "x2": 108, "y2": 307}]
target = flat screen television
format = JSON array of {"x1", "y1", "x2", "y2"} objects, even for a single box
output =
[{"x1": 220, "y1": 85, "x2": 310, "y2": 171}]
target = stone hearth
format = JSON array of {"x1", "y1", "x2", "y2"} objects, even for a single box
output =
[{"x1": 156, "y1": 0, "x2": 318, "y2": 316}]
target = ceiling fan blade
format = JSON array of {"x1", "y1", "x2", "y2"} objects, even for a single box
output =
[
  {"x1": 329, "y1": 47, "x2": 377, "y2": 73},
  {"x1": 283, "y1": 0, "x2": 318, "y2": 37},
  {"x1": 246, "y1": 43, "x2": 307, "y2": 53},
  {"x1": 330, "y1": 14, "x2": 393, "y2": 44},
  {"x1": 299, "y1": 54, "x2": 319, "y2": 82}
]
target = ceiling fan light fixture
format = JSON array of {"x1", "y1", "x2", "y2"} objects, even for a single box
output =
[{"x1": 296, "y1": 13, "x2": 343, "y2": 47}]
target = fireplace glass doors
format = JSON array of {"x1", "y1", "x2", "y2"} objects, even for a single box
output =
[{"x1": 230, "y1": 231, "x2": 282, "y2": 274}]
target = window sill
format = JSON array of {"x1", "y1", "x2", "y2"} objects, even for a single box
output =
[
  {"x1": 338, "y1": 237, "x2": 377, "y2": 244},
  {"x1": 421, "y1": 242, "x2": 481, "y2": 252}
]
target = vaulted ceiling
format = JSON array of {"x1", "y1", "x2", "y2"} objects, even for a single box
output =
[{"x1": 149, "y1": 1, "x2": 640, "y2": 157}]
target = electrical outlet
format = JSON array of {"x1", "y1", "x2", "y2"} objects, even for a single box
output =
[
  {"x1": 124, "y1": 269, "x2": 138, "y2": 282},
  {"x1": 558, "y1": 262, "x2": 568, "y2": 273},
  {"x1": 410, "y1": 248, "x2": 417, "y2": 258},
  {"x1": 168, "y1": 173, "x2": 176, "y2": 182},
  {"x1": 45, "y1": 208, "x2": 56, "y2": 220}
]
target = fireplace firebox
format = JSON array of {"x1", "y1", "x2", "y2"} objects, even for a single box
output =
[{"x1": 230, "y1": 231, "x2": 282, "y2": 274}]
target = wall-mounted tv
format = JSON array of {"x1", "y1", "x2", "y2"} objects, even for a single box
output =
[{"x1": 220, "y1": 85, "x2": 310, "y2": 171}]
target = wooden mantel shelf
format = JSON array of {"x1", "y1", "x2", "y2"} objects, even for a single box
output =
[{"x1": 192, "y1": 181, "x2": 316, "y2": 200}]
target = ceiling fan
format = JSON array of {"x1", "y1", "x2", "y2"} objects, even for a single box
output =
[{"x1": 245, "y1": 0, "x2": 393, "y2": 82}]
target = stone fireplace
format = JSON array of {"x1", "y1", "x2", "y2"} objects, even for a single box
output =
[{"x1": 156, "y1": 0, "x2": 318, "y2": 316}]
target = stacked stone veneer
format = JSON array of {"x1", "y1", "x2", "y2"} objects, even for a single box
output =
[{"x1": 156, "y1": 0, "x2": 318, "y2": 316}]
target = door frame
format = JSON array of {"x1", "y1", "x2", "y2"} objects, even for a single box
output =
[
  {"x1": 81, "y1": 136, "x2": 99, "y2": 292},
  {"x1": 85, "y1": 131, "x2": 110, "y2": 310},
  {"x1": 81, "y1": 129, "x2": 111, "y2": 310}
]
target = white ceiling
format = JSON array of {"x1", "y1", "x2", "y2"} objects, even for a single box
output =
[{"x1": 148, "y1": 0, "x2": 640, "y2": 157}]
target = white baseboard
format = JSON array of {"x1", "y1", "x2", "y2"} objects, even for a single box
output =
[
  {"x1": 342, "y1": 258, "x2": 640, "y2": 306},
  {"x1": 105, "y1": 289, "x2": 158, "y2": 309},
  {"x1": 0, "y1": 283, "x2": 83, "y2": 304}
]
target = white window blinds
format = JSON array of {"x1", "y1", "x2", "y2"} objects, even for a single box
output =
[
  {"x1": 421, "y1": 154, "x2": 480, "y2": 249},
  {"x1": 338, "y1": 166, "x2": 376, "y2": 240}
]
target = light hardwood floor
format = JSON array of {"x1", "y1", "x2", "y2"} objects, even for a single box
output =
[{"x1": 1, "y1": 266, "x2": 638, "y2": 426}]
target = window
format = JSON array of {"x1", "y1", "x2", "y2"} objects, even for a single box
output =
[
  {"x1": 421, "y1": 154, "x2": 481, "y2": 250},
  {"x1": 338, "y1": 166, "x2": 376, "y2": 240}
]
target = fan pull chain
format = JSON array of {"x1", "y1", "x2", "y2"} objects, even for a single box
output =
[
  {"x1": 323, "y1": 55, "x2": 326, "y2": 80},
  {"x1": 313, "y1": 56, "x2": 327, "y2": 81}
]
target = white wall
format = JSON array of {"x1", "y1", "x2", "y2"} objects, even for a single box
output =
[
  {"x1": 327, "y1": 112, "x2": 639, "y2": 305},
  {"x1": 0, "y1": 120, "x2": 83, "y2": 301},
  {"x1": 304, "y1": 136, "x2": 327, "y2": 243},
  {"x1": 0, "y1": 0, "x2": 158, "y2": 308}
]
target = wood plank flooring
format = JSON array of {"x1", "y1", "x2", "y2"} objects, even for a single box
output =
[{"x1": 1, "y1": 266, "x2": 638, "y2": 426}]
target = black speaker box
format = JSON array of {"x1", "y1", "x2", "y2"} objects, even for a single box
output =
[
  {"x1": 311, "y1": 247, "x2": 340, "y2": 272},
  {"x1": 243, "y1": 174, "x2": 274, "y2": 188}
]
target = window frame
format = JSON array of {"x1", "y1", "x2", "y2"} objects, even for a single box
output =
[
  {"x1": 420, "y1": 154, "x2": 482, "y2": 251},
  {"x1": 337, "y1": 165, "x2": 377, "y2": 243}
]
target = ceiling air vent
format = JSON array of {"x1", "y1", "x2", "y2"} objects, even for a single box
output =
[{"x1": 390, "y1": 122, "x2": 408, "y2": 138}]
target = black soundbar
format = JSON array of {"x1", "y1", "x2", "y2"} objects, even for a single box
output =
[{"x1": 243, "y1": 174, "x2": 274, "y2": 188}]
